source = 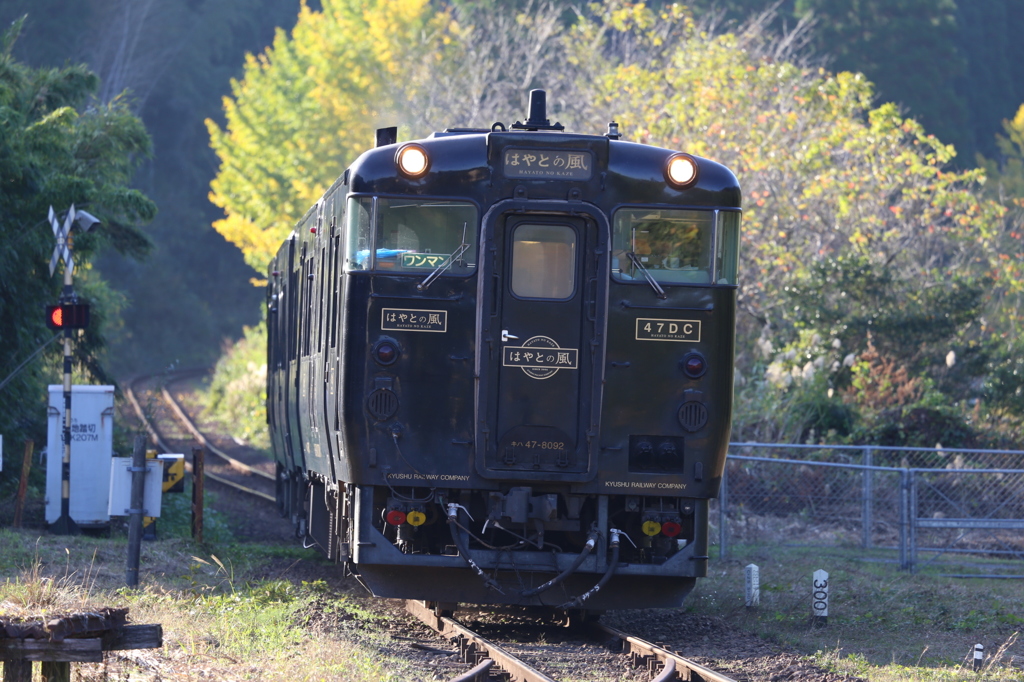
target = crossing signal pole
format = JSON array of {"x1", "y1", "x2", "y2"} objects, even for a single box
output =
[{"x1": 47, "y1": 204, "x2": 100, "y2": 535}]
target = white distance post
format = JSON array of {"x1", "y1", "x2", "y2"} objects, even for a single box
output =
[
  {"x1": 812, "y1": 569, "x2": 829, "y2": 627},
  {"x1": 744, "y1": 564, "x2": 760, "y2": 608},
  {"x1": 973, "y1": 644, "x2": 984, "y2": 671}
]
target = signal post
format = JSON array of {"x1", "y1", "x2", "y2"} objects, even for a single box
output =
[{"x1": 46, "y1": 205, "x2": 98, "y2": 535}]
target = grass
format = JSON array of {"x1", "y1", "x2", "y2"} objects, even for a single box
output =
[
  {"x1": 688, "y1": 542, "x2": 1024, "y2": 680},
  {"x1": 0, "y1": 521, "x2": 454, "y2": 681},
  {"x1": 4, "y1": 491, "x2": 1024, "y2": 680}
]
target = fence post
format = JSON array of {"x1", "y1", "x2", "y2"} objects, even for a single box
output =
[
  {"x1": 191, "y1": 447, "x2": 205, "y2": 543},
  {"x1": 862, "y1": 447, "x2": 873, "y2": 549},
  {"x1": 899, "y1": 467, "x2": 910, "y2": 571},
  {"x1": 719, "y1": 465, "x2": 728, "y2": 561},
  {"x1": 908, "y1": 469, "x2": 918, "y2": 574}
]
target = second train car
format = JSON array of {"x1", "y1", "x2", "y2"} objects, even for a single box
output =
[{"x1": 266, "y1": 91, "x2": 740, "y2": 610}]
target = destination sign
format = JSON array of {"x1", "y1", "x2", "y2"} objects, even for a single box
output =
[
  {"x1": 502, "y1": 149, "x2": 593, "y2": 180},
  {"x1": 400, "y1": 253, "x2": 451, "y2": 268},
  {"x1": 381, "y1": 308, "x2": 447, "y2": 333},
  {"x1": 635, "y1": 318, "x2": 701, "y2": 342}
]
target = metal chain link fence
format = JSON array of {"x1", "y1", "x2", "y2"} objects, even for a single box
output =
[{"x1": 712, "y1": 443, "x2": 1024, "y2": 575}]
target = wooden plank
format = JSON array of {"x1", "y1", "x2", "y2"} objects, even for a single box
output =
[
  {"x1": 0, "y1": 639, "x2": 102, "y2": 663},
  {"x1": 102, "y1": 624, "x2": 163, "y2": 651},
  {"x1": 40, "y1": 661, "x2": 70, "y2": 682},
  {"x1": 2, "y1": 657, "x2": 32, "y2": 682}
]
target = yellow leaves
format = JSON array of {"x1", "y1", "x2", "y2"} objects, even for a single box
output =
[{"x1": 208, "y1": 0, "x2": 437, "y2": 274}]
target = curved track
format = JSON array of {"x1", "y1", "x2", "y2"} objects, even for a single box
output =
[
  {"x1": 406, "y1": 601, "x2": 738, "y2": 682},
  {"x1": 126, "y1": 371, "x2": 738, "y2": 681},
  {"x1": 125, "y1": 372, "x2": 275, "y2": 504}
]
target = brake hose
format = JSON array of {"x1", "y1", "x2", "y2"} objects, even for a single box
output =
[
  {"x1": 520, "y1": 530, "x2": 599, "y2": 598},
  {"x1": 558, "y1": 528, "x2": 622, "y2": 609},
  {"x1": 447, "y1": 503, "x2": 504, "y2": 594}
]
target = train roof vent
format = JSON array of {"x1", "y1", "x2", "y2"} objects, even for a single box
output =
[
  {"x1": 678, "y1": 401, "x2": 708, "y2": 432},
  {"x1": 367, "y1": 388, "x2": 399, "y2": 421}
]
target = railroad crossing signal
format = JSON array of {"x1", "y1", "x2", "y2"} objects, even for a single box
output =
[
  {"x1": 48, "y1": 204, "x2": 99, "y2": 278},
  {"x1": 45, "y1": 303, "x2": 90, "y2": 330}
]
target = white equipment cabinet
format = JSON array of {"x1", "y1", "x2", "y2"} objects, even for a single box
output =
[{"x1": 45, "y1": 385, "x2": 115, "y2": 527}]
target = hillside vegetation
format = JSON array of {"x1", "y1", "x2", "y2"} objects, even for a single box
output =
[{"x1": 205, "y1": 0, "x2": 1024, "y2": 449}]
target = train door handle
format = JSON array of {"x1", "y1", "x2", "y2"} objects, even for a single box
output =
[{"x1": 501, "y1": 330, "x2": 519, "y2": 343}]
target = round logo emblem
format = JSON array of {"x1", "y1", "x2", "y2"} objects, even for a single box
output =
[{"x1": 521, "y1": 335, "x2": 561, "y2": 380}]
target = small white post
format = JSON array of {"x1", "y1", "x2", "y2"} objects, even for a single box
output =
[
  {"x1": 973, "y1": 643, "x2": 984, "y2": 671},
  {"x1": 812, "y1": 569, "x2": 829, "y2": 627},
  {"x1": 744, "y1": 564, "x2": 760, "y2": 608}
]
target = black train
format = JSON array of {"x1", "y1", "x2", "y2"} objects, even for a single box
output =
[{"x1": 266, "y1": 91, "x2": 740, "y2": 611}]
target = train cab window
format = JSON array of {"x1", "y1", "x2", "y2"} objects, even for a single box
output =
[
  {"x1": 612, "y1": 209, "x2": 714, "y2": 285},
  {"x1": 342, "y1": 198, "x2": 479, "y2": 274},
  {"x1": 510, "y1": 224, "x2": 577, "y2": 299},
  {"x1": 716, "y1": 210, "x2": 741, "y2": 285},
  {"x1": 345, "y1": 197, "x2": 372, "y2": 271}
]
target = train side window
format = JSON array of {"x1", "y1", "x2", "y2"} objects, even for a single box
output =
[
  {"x1": 345, "y1": 197, "x2": 373, "y2": 270},
  {"x1": 716, "y1": 210, "x2": 740, "y2": 285},
  {"x1": 612, "y1": 209, "x2": 713, "y2": 285},
  {"x1": 510, "y1": 223, "x2": 577, "y2": 299}
]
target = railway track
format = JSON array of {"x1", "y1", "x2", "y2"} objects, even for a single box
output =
[
  {"x1": 406, "y1": 601, "x2": 738, "y2": 682},
  {"x1": 125, "y1": 371, "x2": 275, "y2": 504},
  {"x1": 126, "y1": 370, "x2": 738, "y2": 682}
]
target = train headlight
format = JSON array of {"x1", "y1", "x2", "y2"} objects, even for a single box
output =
[
  {"x1": 665, "y1": 153, "x2": 698, "y2": 188},
  {"x1": 396, "y1": 144, "x2": 430, "y2": 178}
]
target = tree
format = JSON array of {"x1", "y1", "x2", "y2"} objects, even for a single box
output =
[
  {"x1": 571, "y1": 3, "x2": 1018, "y2": 440},
  {"x1": 207, "y1": 0, "x2": 1023, "y2": 442},
  {"x1": 793, "y1": 0, "x2": 968, "y2": 155},
  {"x1": 0, "y1": 18, "x2": 155, "y2": 467},
  {"x1": 207, "y1": 0, "x2": 576, "y2": 274},
  {"x1": 207, "y1": 0, "x2": 447, "y2": 274}
]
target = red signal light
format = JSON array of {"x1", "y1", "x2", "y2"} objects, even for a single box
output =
[{"x1": 45, "y1": 303, "x2": 90, "y2": 330}]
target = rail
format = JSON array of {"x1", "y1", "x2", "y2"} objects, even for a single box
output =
[
  {"x1": 160, "y1": 385, "x2": 274, "y2": 481},
  {"x1": 125, "y1": 377, "x2": 275, "y2": 504},
  {"x1": 406, "y1": 600, "x2": 556, "y2": 682},
  {"x1": 407, "y1": 601, "x2": 739, "y2": 682}
]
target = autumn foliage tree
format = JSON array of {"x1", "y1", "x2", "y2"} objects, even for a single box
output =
[{"x1": 207, "y1": 0, "x2": 1024, "y2": 443}]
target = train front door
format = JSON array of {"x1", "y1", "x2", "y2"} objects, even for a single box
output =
[{"x1": 477, "y1": 211, "x2": 606, "y2": 480}]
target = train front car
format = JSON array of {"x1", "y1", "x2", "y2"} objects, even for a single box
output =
[{"x1": 272, "y1": 92, "x2": 741, "y2": 611}]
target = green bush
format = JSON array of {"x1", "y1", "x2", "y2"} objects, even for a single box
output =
[{"x1": 201, "y1": 321, "x2": 269, "y2": 451}]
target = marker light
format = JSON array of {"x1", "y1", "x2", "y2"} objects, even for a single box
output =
[
  {"x1": 666, "y1": 154, "x2": 698, "y2": 188},
  {"x1": 373, "y1": 340, "x2": 399, "y2": 365},
  {"x1": 396, "y1": 144, "x2": 429, "y2": 178},
  {"x1": 407, "y1": 510, "x2": 426, "y2": 526},
  {"x1": 641, "y1": 520, "x2": 662, "y2": 536},
  {"x1": 682, "y1": 352, "x2": 707, "y2": 378},
  {"x1": 661, "y1": 521, "x2": 682, "y2": 538},
  {"x1": 386, "y1": 510, "x2": 407, "y2": 526}
]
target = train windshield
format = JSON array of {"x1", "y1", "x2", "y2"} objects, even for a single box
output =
[
  {"x1": 612, "y1": 208, "x2": 736, "y2": 285},
  {"x1": 346, "y1": 197, "x2": 478, "y2": 274}
]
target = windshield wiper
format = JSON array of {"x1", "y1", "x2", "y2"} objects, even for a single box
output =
[
  {"x1": 417, "y1": 242, "x2": 470, "y2": 290},
  {"x1": 626, "y1": 252, "x2": 667, "y2": 299}
]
